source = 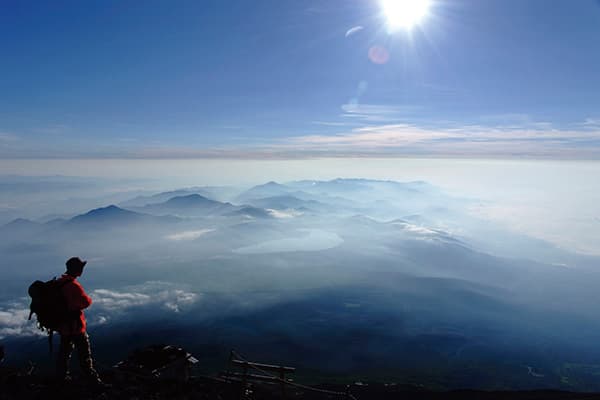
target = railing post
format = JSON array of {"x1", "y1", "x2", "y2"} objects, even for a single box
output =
[
  {"x1": 280, "y1": 368, "x2": 286, "y2": 399},
  {"x1": 241, "y1": 364, "x2": 248, "y2": 399}
]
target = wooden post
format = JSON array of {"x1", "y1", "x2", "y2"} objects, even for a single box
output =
[
  {"x1": 241, "y1": 365, "x2": 248, "y2": 400},
  {"x1": 280, "y1": 368, "x2": 286, "y2": 399}
]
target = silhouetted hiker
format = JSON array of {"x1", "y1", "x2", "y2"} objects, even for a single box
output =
[{"x1": 55, "y1": 257, "x2": 103, "y2": 385}]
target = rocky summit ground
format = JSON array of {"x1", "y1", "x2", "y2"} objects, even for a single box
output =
[{"x1": 3, "y1": 367, "x2": 600, "y2": 400}]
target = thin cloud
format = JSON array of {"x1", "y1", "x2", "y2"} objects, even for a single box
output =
[
  {"x1": 345, "y1": 26, "x2": 364, "y2": 38},
  {"x1": 32, "y1": 124, "x2": 70, "y2": 135},
  {"x1": 128, "y1": 122, "x2": 600, "y2": 159},
  {"x1": 91, "y1": 281, "x2": 199, "y2": 314},
  {"x1": 0, "y1": 132, "x2": 18, "y2": 142},
  {"x1": 267, "y1": 209, "x2": 303, "y2": 219},
  {"x1": 165, "y1": 229, "x2": 214, "y2": 241},
  {"x1": 288, "y1": 124, "x2": 454, "y2": 147},
  {"x1": 582, "y1": 118, "x2": 600, "y2": 128},
  {"x1": 4, "y1": 115, "x2": 600, "y2": 159},
  {"x1": 341, "y1": 103, "x2": 421, "y2": 122},
  {"x1": 311, "y1": 121, "x2": 355, "y2": 127},
  {"x1": 274, "y1": 123, "x2": 600, "y2": 157}
]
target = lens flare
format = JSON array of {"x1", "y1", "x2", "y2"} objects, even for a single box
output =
[{"x1": 368, "y1": 46, "x2": 390, "y2": 64}]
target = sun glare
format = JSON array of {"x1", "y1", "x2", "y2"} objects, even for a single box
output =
[{"x1": 380, "y1": 0, "x2": 431, "y2": 31}]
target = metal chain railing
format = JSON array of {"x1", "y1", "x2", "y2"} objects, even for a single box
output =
[{"x1": 230, "y1": 350, "x2": 359, "y2": 400}]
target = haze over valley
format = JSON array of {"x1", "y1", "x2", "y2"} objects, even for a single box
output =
[{"x1": 2, "y1": 170, "x2": 599, "y2": 390}]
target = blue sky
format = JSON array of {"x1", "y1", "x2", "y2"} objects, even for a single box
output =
[{"x1": 1, "y1": 0, "x2": 600, "y2": 158}]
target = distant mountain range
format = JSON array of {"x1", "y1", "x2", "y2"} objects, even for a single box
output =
[
  {"x1": 2, "y1": 178, "x2": 600, "y2": 392},
  {"x1": 120, "y1": 189, "x2": 204, "y2": 208},
  {"x1": 0, "y1": 205, "x2": 181, "y2": 240},
  {"x1": 119, "y1": 186, "x2": 240, "y2": 208},
  {"x1": 67, "y1": 204, "x2": 181, "y2": 227},
  {"x1": 0, "y1": 178, "x2": 472, "y2": 239},
  {"x1": 132, "y1": 194, "x2": 257, "y2": 218}
]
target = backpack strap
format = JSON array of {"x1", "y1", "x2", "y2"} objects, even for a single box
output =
[
  {"x1": 48, "y1": 278, "x2": 72, "y2": 355},
  {"x1": 57, "y1": 278, "x2": 74, "y2": 289},
  {"x1": 48, "y1": 330, "x2": 54, "y2": 355}
]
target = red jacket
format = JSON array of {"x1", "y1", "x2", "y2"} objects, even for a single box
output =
[{"x1": 57, "y1": 274, "x2": 92, "y2": 335}]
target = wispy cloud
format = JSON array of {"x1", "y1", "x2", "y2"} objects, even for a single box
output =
[
  {"x1": 304, "y1": 5, "x2": 327, "y2": 14},
  {"x1": 477, "y1": 114, "x2": 553, "y2": 130},
  {"x1": 345, "y1": 26, "x2": 364, "y2": 38},
  {"x1": 165, "y1": 229, "x2": 214, "y2": 241},
  {"x1": 267, "y1": 209, "x2": 303, "y2": 219},
  {"x1": 0, "y1": 132, "x2": 18, "y2": 143},
  {"x1": 116, "y1": 137, "x2": 139, "y2": 143},
  {"x1": 91, "y1": 281, "x2": 199, "y2": 314},
  {"x1": 311, "y1": 121, "x2": 356, "y2": 127},
  {"x1": 32, "y1": 124, "x2": 70, "y2": 135},
  {"x1": 341, "y1": 103, "x2": 421, "y2": 123},
  {"x1": 582, "y1": 118, "x2": 600, "y2": 128},
  {"x1": 125, "y1": 121, "x2": 600, "y2": 159},
  {"x1": 3, "y1": 111, "x2": 600, "y2": 159},
  {"x1": 274, "y1": 123, "x2": 600, "y2": 158},
  {"x1": 287, "y1": 124, "x2": 453, "y2": 147}
]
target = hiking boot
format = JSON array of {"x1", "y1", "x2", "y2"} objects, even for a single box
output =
[{"x1": 90, "y1": 378, "x2": 112, "y2": 391}]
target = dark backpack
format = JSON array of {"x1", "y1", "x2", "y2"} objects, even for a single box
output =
[{"x1": 28, "y1": 278, "x2": 71, "y2": 353}]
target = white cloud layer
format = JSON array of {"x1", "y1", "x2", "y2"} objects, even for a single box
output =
[
  {"x1": 165, "y1": 229, "x2": 214, "y2": 241},
  {"x1": 91, "y1": 281, "x2": 199, "y2": 315},
  {"x1": 267, "y1": 209, "x2": 303, "y2": 219},
  {"x1": 0, "y1": 282, "x2": 199, "y2": 339},
  {"x1": 3, "y1": 111, "x2": 600, "y2": 159},
  {"x1": 275, "y1": 123, "x2": 600, "y2": 157},
  {"x1": 0, "y1": 302, "x2": 44, "y2": 340},
  {"x1": 124, "y1": 116, "x2": 600, "y2": 159}
]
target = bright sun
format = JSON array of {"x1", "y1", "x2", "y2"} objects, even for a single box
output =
[{"x1": 380, "y1": 0, "x2": 431, "y2": 31}]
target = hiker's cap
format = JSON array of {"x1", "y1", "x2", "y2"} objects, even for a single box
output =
[{"x1": 66, "y1": 256, "x2": 87, "y2": 272}]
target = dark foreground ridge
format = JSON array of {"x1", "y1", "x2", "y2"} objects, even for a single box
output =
[
  {"x1": 2, "y1": 344, "x2": 600, "y2": 400},
  {"x1": 3, "y1": 373, "x2": 600, "y2": 400}
]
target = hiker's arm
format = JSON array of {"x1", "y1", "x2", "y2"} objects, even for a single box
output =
[{"x1": 66, "y1": 282, "x2": 92, "y2": 310}]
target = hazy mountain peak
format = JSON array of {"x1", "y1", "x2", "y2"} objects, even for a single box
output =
[
  {"x1": 164, "y1": 194, "x2": 212, "y2": 204},
  {"x1": 86, "y1": 204, "x2": 129, "y2": 215},
  {"x1": 69, "y1": 205, "x2": 142, "y2": 224},
  {"x1": 234, "y1": 182, "x2": 292, "y2": 203},
  {"x1": 256, "y1": 181, "x2": 284, "y2": 188},
  {"x1": 4, "y1": 217, "x2": 38, "y2": 227}
]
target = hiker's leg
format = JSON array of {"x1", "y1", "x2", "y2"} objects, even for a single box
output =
[
  {"x1": 74, "y1": 332, "x2": 100, "y2": 381},
  {"x1": 56, "y1": 334, "x2": 74, "y2": 379}
]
